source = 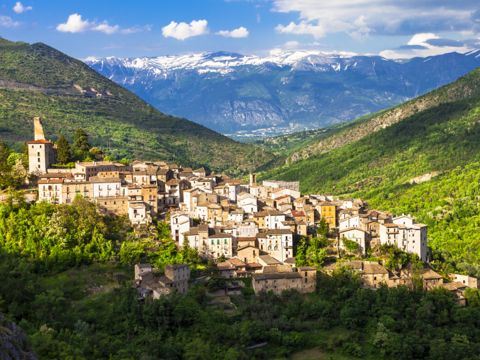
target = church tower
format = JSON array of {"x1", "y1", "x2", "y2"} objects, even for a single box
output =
[{"x1": 27, "y1": 117, "x2": 55, "y2": 174}]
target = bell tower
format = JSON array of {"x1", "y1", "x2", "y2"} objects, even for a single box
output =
[{"x1": 27, "y1": 117, "x2": 55, "y2": 175}]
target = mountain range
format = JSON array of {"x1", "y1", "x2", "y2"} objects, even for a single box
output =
[
  {"x1": 0, "y1": 38, "x2": 273, "y2": 174},
  {"x1": 87, "y1": 50, "x2": 480, "y2": 134}
]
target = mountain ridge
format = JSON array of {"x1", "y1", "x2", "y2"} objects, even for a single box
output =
[
  {"x1": 87, "y1": 50, "x2": 480, "y2": 133},
  {"x1": 0, "y1": 38, "x2": 273, "y2": 174},
  {"x1": 287, "y1": 66, "x2": 480, "y2": 162}
]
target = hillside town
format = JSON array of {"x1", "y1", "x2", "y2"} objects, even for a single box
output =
[{"x1": 29, "y1": 118, "x2": 477, "y2": 302}]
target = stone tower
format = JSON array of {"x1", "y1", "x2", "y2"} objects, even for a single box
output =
[
  {"x1": 33, "y1": 117, "x2": 46, "y2": 140},
  {"x1": 249, "y1": 173, "x2": 257, "y2": 187},
  {"x1": 27, "y1": 117, "x2": 55, "y2": 175}
]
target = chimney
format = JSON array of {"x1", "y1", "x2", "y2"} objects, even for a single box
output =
[
  {"x1": 249, "y1": 173, "x2": 257, "y2": 187},
  {"x1": 33, "y1": 117, "x2": 46, "y2": 141}
]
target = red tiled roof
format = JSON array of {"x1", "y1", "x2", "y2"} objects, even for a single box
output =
[{"x1": 27, "y1": 139, "x2": 52, "y2": 144}]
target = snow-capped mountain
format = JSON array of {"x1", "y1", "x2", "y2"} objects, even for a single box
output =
[{"x1": 86, "y1": 50, "x2": 480, "y2": 134}]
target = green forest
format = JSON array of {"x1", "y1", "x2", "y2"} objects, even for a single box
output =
[{"x1": 0, "y1": 199, "x2": 480, "y2": 359}]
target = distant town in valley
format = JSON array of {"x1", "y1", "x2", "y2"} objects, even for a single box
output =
[{"x1": 26, "y1": 117, "x2": 476, "y2": 305}]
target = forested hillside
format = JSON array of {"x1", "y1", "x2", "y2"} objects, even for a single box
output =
[
  {"x1": 0, "y1": 38, "x2": 273, "y2": 175},
  {"x1": 265, "y1": 68, "x2": 480, "y2": 275}
]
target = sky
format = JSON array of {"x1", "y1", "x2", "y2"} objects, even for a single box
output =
[{"x1": 1, "y1": 0, "x2": 480, "y2": 59}]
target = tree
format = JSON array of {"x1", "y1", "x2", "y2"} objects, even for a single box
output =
[
  {"x1": 317, "y1": 218, "x2": 329, "y2": 237},
  {"x1": 72, "y1": 129, "x2": 91, "y2": 160},
  {"x1": 343, "y1": 238, "x2": 361, "y2": 256},
  {"x1": 56, "y1": 135, "x2": 72, "y2": 164},
  {"x1": 295, "y1": 238, "x2": 307, "y2": 267},
  {"x1": 305, "y1": 236, "x2": 328, "y2": 267}
]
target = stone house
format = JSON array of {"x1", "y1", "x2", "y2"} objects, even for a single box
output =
[
  {"x1": 135, "y1": 263, "x2": 190, "y2": 299},
  {"x1": 62, "y1": 181, "x2": 93, "y2": 204},
  {"x1": 237, "y1": 245, "x2": 261, "y2": 264},
  {"x1": 208, "y1": 233, "x2": 234, "y2": 259},
  {"x1": 128, "y1": 202, "x2": 149, "y2": 225},
  {"x1": 379, "y1": 218, "x2": 428, "y2": 262},
  {"x1": 450, "y1": 274, "x2": 478, "y2": 288},
  {"x1": 237, "y1": 192, "x2": 258, "y2": 214},
  {"x1": 252, "y1": 267, "x2": 316, "y2": 295},
  {"x1": 257, "y1": 229, "x2": 294, "y2": 262},
  {"x1": 170, "y1": 213, "x2": 191, "y2": 244},
  {"x1": 96, "y1": 196, "x2": 129, "y2": 216}
]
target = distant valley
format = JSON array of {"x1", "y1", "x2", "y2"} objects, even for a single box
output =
[{"x1": 87, "y1": 50, "x2": 480, "y2": 135}]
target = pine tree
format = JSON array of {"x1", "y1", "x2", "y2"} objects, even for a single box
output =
[
  {"x1": 73, "y1": 129, "x2": 91, "y2": 160},
  {"x1": 56, "y1": 135, "x2": 72, "y2": 164}
]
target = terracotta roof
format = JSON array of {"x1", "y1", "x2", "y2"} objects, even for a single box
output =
[
  {"x1": 27, "y1": 139, "x2": 52, "y2": 144},
  {"x1": 258, "y1": 255, "x2": 282, "y2": 265},
  {"x1": 362, "y1": 262, "x2": 388, "y2": 275},
  {"x1": 217, "y1": 261, "x2": 235, "y2": 270},
  {"x1": 422, "y1": 269, "x2": 443, "y2": 280},
  {"x1": 40, "y1": 173, "x2": 72, "y2": 179},
  {"x1": 88, "y1": 176, "x2": 121, "y2": 183},
  {"x1": 442, "y1": 282, "x2": 467, "y2": 291},
  {"x1": 291, "y1": 210, "x2": 306, "y2": 217},
  {"x1": 38, "y1": 179, "x2": 64, "y2": 184},
  {"x1": 237, "y1": 237, "x2": 257, "y2": 242},
  {"x1": 166, "y1": 179, "x2": 179, "y2": 186},
  {"x1": 383, "y1": 223, "x2": 399, "y2": 228},
  {"x1": 209, "y1": 233, "x2": 233, "y2": 239},
  {"x1": 228, "y1": 258, "x2": 247, "y2": 267},
  {"x1": 266, "y1": 229, "x2": 292, "y2": 235}
]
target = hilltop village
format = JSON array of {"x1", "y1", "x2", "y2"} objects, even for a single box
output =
[{"x1": 28, "y1": 118, "x2": 477, "y2": 302}]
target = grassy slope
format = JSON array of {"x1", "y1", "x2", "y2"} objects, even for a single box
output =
[
  {"x1": 263, "y1": 68, "x2": 480, "y2": 274},
  {"x1": 0, "y1": 38, "x2": 273, "y2": 175}
]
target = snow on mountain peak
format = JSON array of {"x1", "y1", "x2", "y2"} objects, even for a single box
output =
[{"x1": 84, "y1": 50, "x2": 360, "y2": 76}]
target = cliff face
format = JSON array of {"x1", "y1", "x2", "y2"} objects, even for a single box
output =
[{"x1": 0, "y1": 314, "x2": 37, "y2": 360}]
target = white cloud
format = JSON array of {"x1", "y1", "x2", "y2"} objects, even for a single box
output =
[
  {"x1": 13, "y1": 2, "x2": 32, "y2": 14},
  {"x1": 92, "y1": 22, "x2": 120, "y2": 35},
  {"x1": 56, "y1": 14, "x2": 149, "y2": 35},
  {"x1": 380, "y1": 32, "x2": 471, "y2": 59},
  {"x1": 162, "y1": 19, "x2": 208, "y2": 40},
  {"x1": 56, "y1": 13, "x2": 90, "y2": 33},
  {"x1": 0, "y1": 15, "x2": 20, "y2": 28},
  {"x1": 276, "y1": 21, "x2": 326, "y2": 38},
  {"x1": 217, "y1": 26, "x2": 249, "y2": 38},
  {"x1": 272, "y1": 0, "x2": 476, "y2": 39},
  {"x1": 407, "y1": 33, "x2": 439, "y2": 46}
]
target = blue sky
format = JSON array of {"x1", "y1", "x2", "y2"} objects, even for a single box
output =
[{"x1": 1, "y1": 0, "x2": 480, "y2": 59}]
